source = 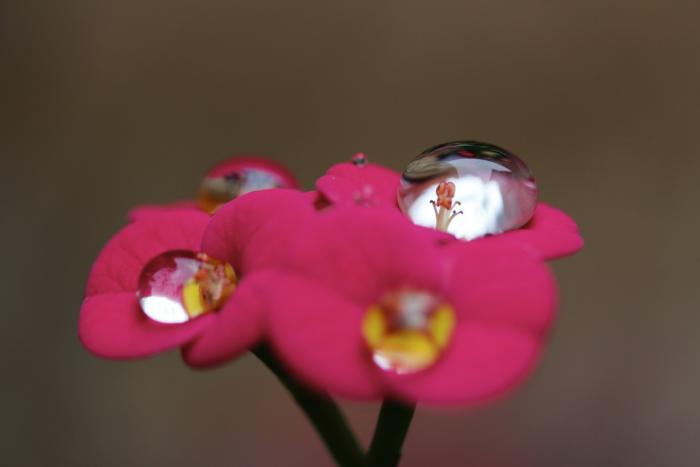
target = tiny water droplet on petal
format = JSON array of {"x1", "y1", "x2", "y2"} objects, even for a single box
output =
[{"x1": 352, "y1": 153, "x2": 368, "y2": 167}]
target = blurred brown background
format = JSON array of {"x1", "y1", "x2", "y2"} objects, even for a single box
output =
[{"x1": 2, "y1": 1, "x2": 699, "y2": 466}]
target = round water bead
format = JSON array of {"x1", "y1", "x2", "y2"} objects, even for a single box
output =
[
  {"x1": 397, "y1": 141, "x2": 538, "y2": 240},
  {"x1": 352, "y1": 152, "x2": 368, "y2": 166},
  {"x1": 197, "y1": 166, "x2": 290, "y2": 214},
  {"x1": 362, "y1": 289, "x2": 456, "y2": 374},
  {"x1": 138, "y1": 250, "x2": 237, "y2": 324}
]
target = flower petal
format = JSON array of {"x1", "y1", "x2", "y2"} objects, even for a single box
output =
[
  {"x1": 287, "y1": 207, "x2": 449, "y2": 305},
  {"x1": 85, "y1": 211, "x2": 210, "y2": 296},
  {"x1": 316, "y1": 162, "x2": 400, "y2": 207},
  {"x1": 267, "y1": 274, "x2": 384, "y2": 400},
  {"x1": 384, "y1": 323, "x2": 543, "y2": 405},
  {"x1": 494, "y1": 202, "x2": 583, "y2": 260},
  {"x1": 201, "y1": 189, "x2": 317, "y2": 275},
  {"x1": 182, "y1": 270, "x2": 277, "y2": 368},
  {"x1": 79, "y1": 292, "x2": 214, "y2": 359},
  {"x1": 442, "y1": 242, "x2": 557, "y2": 333},
  {"x1": 127, "y1": 201, "x2": 200, "y2": 222}
]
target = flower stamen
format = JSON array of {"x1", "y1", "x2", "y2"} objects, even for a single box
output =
[{"x1": 432, "y1": 181, "x2": 462, "y2": 232}]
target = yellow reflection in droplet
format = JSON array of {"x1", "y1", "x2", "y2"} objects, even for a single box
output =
[{"x1": 361, "y1": 292, "x2": 456, "y2": 374}]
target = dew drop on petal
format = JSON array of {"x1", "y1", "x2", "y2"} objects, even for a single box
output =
[
  {"x1": 197, "y1": 167, "x2": 290, "y2": 213},
  {"x1": 352, "y1": 152, "x2": 368, "y2": 167},
  {"x1": 137, "y1": 250, "x2": 237, "y2": 324},
  {"x1": 397, "y1": 141, "x2": 538, "y2": 240},
  {"x1": 362, "y1": 289, "x2": 456, "y2": 374}
]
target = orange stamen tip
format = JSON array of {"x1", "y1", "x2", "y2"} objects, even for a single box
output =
[{"x1": 435, "y1": 181, "x2": 456, "y2": 209}]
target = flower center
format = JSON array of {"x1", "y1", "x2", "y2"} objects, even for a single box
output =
[
  {"x1": 137, "y1": 250, "x2": 237, "y2": 324},
  {"x1": 430, "y1": 181, "x2": 463, "y2": 232},
  {"x1": 197, "y1": 168, "x2": 286, "y2": 213},
  {"x1": 361, "y1": 289, "x2": 456, "y2": 374}
]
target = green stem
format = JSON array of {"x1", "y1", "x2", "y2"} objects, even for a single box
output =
[
  {"x1": 253, "y1": 345, "x2": 365, "y2": 467},
  {"x1": 367, "y1": 400, "x2": 416, "y2": 467}
]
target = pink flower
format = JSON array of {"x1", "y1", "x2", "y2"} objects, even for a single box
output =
[
  {"x1": 315, "y1": 156, "x2": 583, "y2": 261},
  {"x1": 182, "y1": 189, "x2": 318, "y2": 367},
  {"x1": 128, "y1": 156, "x2": 299, "y2": 221},
  {"x1": 80, "y1": 189, "x2": 315, "y2": 364},
  {"x1": 266, "y1": 207, "x2": 558, "y2": 405}
]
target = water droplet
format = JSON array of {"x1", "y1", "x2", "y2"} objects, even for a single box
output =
[
  {"x1": 137, "y1": 250, "x2": 237, "y2": 324},
  {"x1": 352, "y1": 153, "x2": 368, "y2": 167},
  {"x1": 362, "y1": 289, "x2": 455, "y2": 374},
  {"x1": 397, "y1": 141, "x2": 538, "y2": 240},
  {"x1": 198, "y1": 166, "x2": 290, "y2": 213}
]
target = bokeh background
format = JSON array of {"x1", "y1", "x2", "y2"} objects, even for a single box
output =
[{"x1": 3, "y1": 1, "x2": 699, "y2": 466}]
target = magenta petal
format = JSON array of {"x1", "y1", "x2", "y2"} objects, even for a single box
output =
[
  {"x1": 384, "y1": 324, "x2": 543, "y2": 405},
  {"x1": 288, "y1": 207, "x2": 449, "y2": 305},
  {"x1": 127, "y1": 201, "x2": 200, "y2": 222},
  {"x1": 79, "y1": 292, "x2": 214, "y2": 359},
  {"x1": 443, "y1": 242, "x2": 557, "y2": 333},
  {"x1": 85, "y1": 211, "x2": 210, "y2": 296},
  {"x1": 316, "y1": 162, "x2": 400, "y2": 207},
  {"x1": 201, "y1": 189, "x2": 316, "y2": 275},
  {"x1": 496, "y1": 203, "x2": 583, "y2": 260},
  {"x1": 268, "y1": 275, "x2": 383, "y2": 400},
  {"x1": 182, "y1": 270, "x2": 276, "y2": 368}
]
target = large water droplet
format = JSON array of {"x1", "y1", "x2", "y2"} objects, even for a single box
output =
[
  {"x1": 397, "y1": 141, "x2": 538, "y2": 240},
  {"x1": 362, "y1": 289, "x2": 455, "y2": 374},
  {"x1": 137, "y1": 250, "x2": 237, "y2": 324}
]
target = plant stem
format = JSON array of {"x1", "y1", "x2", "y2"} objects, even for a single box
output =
[
  {"x1": 253, "y1": 345, "x2": 365, "y2": 467},
  {"x1": 367, "y1": 399, "x2": 416, "y2": 467}
]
